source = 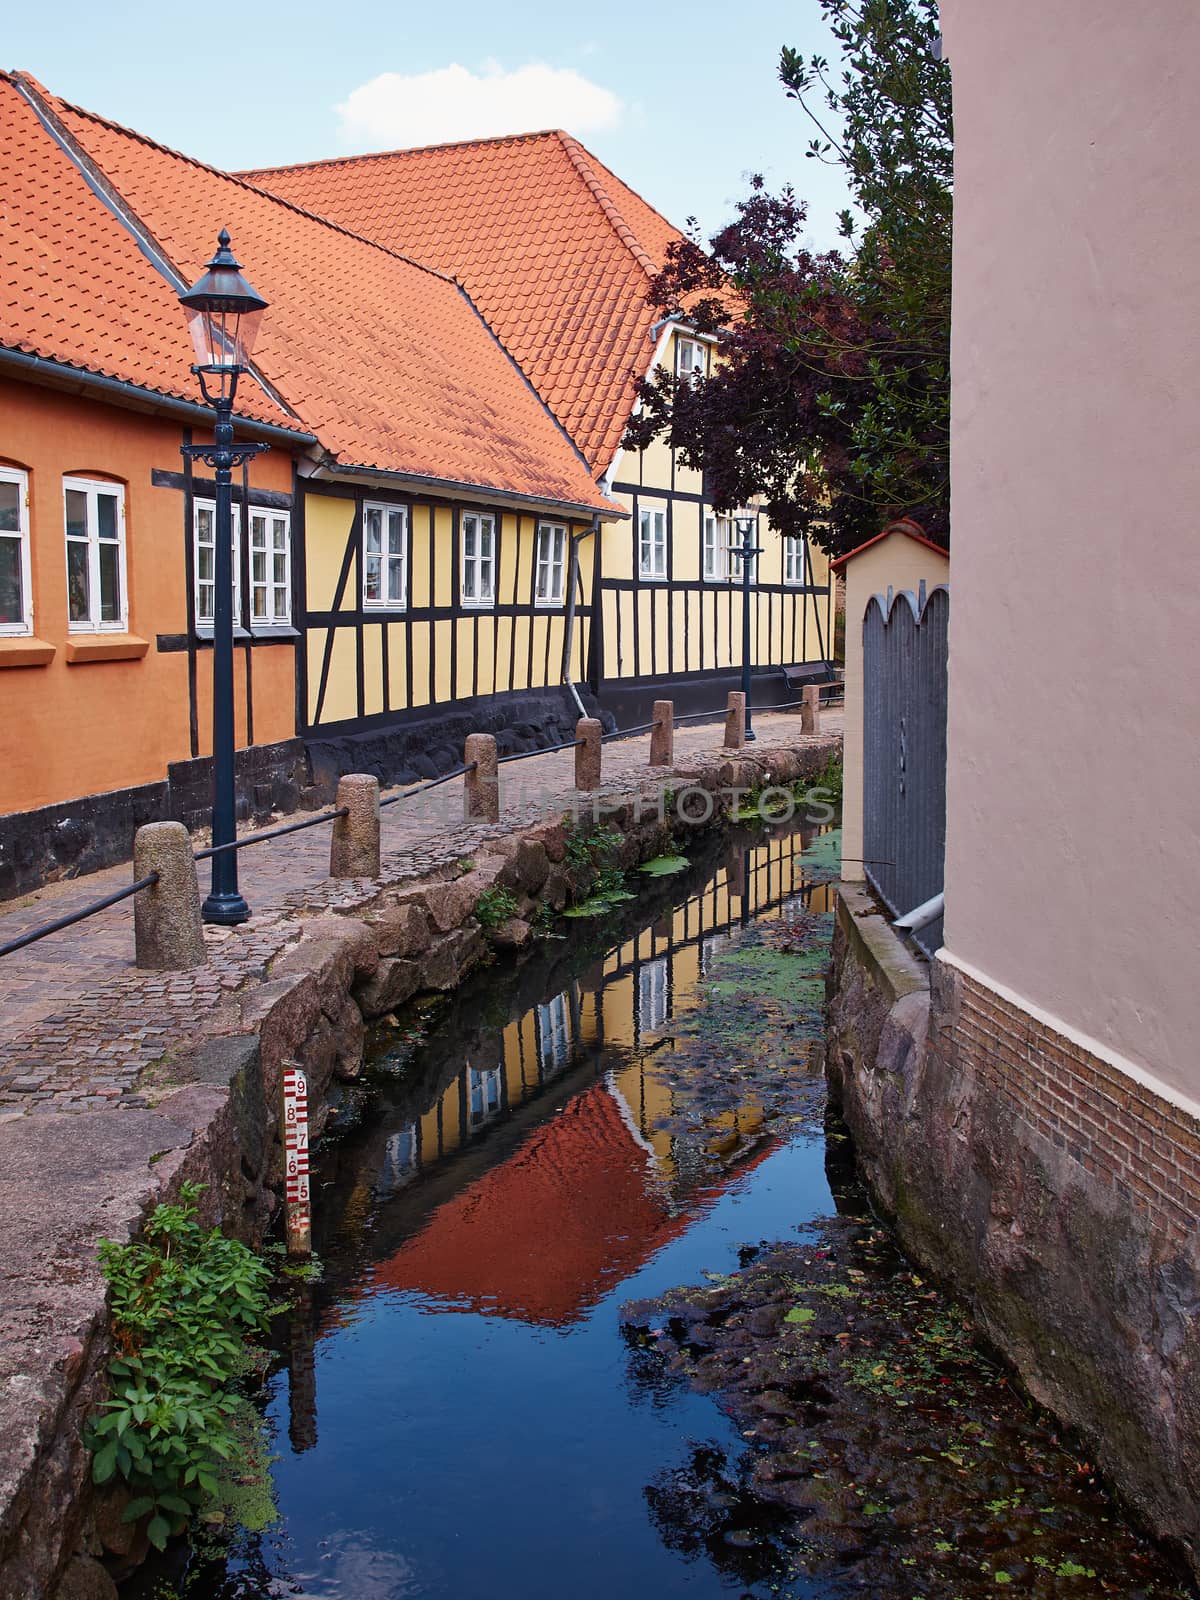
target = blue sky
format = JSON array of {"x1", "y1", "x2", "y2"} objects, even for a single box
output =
[{"x1": 7, "y1": 0, "x2": 855, "y2": 252}]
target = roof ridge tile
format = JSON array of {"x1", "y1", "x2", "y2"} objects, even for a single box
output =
[
  {"x1": 555, "y1": 133, "x2": 658, "y2": 281},
  {"x1": 242, "y1": 127, "x2": 565, "y2": 180}
]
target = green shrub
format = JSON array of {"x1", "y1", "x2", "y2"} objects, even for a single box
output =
[
  {"x1": 87, "y1": 1182, "x2": 273, "y2": 1551},
  {"x1": 474, "y1": 885, "x2": 520, "y2": 929}
]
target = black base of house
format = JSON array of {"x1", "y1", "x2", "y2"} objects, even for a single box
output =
[
  {"x1": 0, "y1": 740, "x2": 310, "y2": 902},
  {"x1": 595, "y1": 663, "x2": 836, "y2": 731},
  {"x1": 304, "y1": 684, "x2": 613, "y2": 797}
]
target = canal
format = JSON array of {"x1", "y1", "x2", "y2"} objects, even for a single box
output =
[{"x1": 126, "y1": 821, "x2": 1196, "y2": 1600}]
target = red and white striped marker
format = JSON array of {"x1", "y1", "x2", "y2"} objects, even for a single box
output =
[{"x1": 282, "y1": 1066, "x2": 311, "y2": 1257}]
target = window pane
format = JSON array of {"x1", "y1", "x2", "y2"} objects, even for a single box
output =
[
  {"x1": 98, "y1": 542, "x2": 120, "y2": 623},
  {"x1": 463, "y1": 563, "x2": 476, "y2": 598},
  {"x1": 197, "y1": 505, "x2": 213, "y2": 544},
  {"x1": 365, "y1": 554, "x2": 381, "y2": 602},
  {"x1": 387, "y1": 559, "x2": 404, "y2": 603},
  {"x1": 480, "y1": 559, "x2": 492, "y2": 596},
  {"x1": 365, "y1": 507, "x2": 382, "y2": 554},
  {"x1": 67, "y1": 540, "x2": 89, "y2": 621},
  {"x1": 273, "y1": 552, "x2": 286, "y2": 585},
  {"x1": 65, "y1": 489, "x2": 88, "y2": 541},
  {"x1": 97, "y1": 493, "x2": 119, "y2": 541},
  {"x1": 387, "y1": 514, "x2": 405, "y2": 555},
  {"x1": 273, "y1": 519, "x2": 286, "y2": 551},
  {"x1": 274, "y1": 586, "x2": 288, "y2": 618},
  {"x1": 0, "y1": 537, "x2": 23, "y2": 626},
  {"x1": 0, "y1": 481, "x2": 19, "y2": 533}
]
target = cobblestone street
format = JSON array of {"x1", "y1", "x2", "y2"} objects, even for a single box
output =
[{"x1": 0, "y1": 710, "x2": 841, "y2": 1114}]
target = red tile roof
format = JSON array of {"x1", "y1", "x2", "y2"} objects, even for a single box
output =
[
  {"x1": 0, "y1": 73, "x2": 291, "y2": 431},
  {"x1": 829, "y1": 517, "x2": 950, "y2": 571},
  {"x1": 3, "y1": 75, "x2": 615, "y2": 515},
  {"x1": 246, "y1": 131, "x2": 686, "y2": 473}
]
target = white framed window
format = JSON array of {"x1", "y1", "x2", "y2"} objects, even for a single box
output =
[
  {"x1": 468, "y1": 1065, "x2": 503, "y2": 1127},
  {"x1": 534, "y1": 521, "x2": 566, "y2": 606},
  {"x1": 363, "y1": 502, "x2": 408, "y2": 610},
  {"x1": 537, "y1": 993, "x2": 572, "y2": 1078},
  {"x1": 675, "y1": 336, "x2": 708, "y2": 378},
  {"x1": 638, "y1": 956, "x2": 670, "y2": 1034},
  {"x1": 461, "y1": 511, "x2": 495, "y2": 606},
  {"x1": 248, "y1": 509, "x2": 291, "y2": 626},
  {"x1": 194, "y1": 499, "x2": 242, "y2": 628},
  {"x1": 784, "y1": 535, "x2": 808, "y2": 587},
  {"x1": 0, "y1": 467, "x2": 32, "y2": 636},
  {"x1": 638, "y1": 506, "x2": 667, "y2": 580},
  {"x1": 63, "y1": 476, "x2": 127, "y2": 632},
  {"x1": 703, "y1": 513, "x2": 732, "y2": 582}
]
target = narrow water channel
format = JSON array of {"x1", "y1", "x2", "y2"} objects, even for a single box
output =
[{"x1": 126, "y1": 823, "x2": 1196, "y2": 1600}]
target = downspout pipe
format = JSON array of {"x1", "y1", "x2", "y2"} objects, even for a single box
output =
[
  {"x1": 893, "y1": 892, "x2": 944, "y2": 935},
  {"x1": 563, "y1": 517, "x2": 600, "y2": 718}
]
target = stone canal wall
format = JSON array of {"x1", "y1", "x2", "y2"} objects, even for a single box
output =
[
  {"x1": 826, "y1": 882, "x2": 1200, "y2": 1580},
  {"x1": 0, "y1": 731, "x2": 839, "y2": 1600}
]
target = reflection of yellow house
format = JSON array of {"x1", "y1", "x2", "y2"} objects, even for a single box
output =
[
  {"x1": 251, "y1": 134, "x2": 837, "y2": 734},
  {"x1": 374, "y1": 830, "x2": 833, "y2": 1190}
]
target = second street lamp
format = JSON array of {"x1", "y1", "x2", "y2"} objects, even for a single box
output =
[
  {"x1": 733, "y1": 516, "x2": 762, "y2": 744},
  {"x1": 178, "y1": 229, "x2": 269, "y2": 925}
]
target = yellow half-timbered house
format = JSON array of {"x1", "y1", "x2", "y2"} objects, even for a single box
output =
[{"x1": 251, "y1": 130, "x2": 835, "y2": 733}]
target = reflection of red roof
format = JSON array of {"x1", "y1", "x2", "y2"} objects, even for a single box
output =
[{"x1": 372, "y1": 1082, "x2": 696, "y2": 1325}]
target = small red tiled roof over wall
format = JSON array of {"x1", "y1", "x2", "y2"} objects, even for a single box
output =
[{"x1": 246, "y1": 131, "x2": 686, "y2": 473}]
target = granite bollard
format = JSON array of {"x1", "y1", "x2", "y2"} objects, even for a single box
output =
[
  {"x1": 650, "y1": 699, "x2": 674, "y2": 767},
  {"x1": 464, "y1": 733, "x2": 499, "y2": 822},
  {"x1": 801, "y1": 684, "x2": 821, "y2": 734},
  {"x1": 575, "y1": 718, "x2": 603, "y2": 791},
  {"x1": 329, "y1": 774, "x2": 381, "y2": 879},
  {"x1": 133, "y1": 821, "x2": 207, "y2": 970},
  {"x1": 723, "y1": 692, "x2": 746, "y2": 751}
]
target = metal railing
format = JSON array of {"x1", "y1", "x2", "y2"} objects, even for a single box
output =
[{"x1": 0, "y1": 683, "x2": 841, "y2": 967}]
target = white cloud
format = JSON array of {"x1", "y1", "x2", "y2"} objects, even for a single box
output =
[{"x1": 335, "y1": 61, "x2": 623, "y2": 150}]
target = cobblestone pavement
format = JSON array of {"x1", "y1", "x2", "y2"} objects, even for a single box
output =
[{"x1": 0, "y1": 710, "x2": 841, "y2": 1113}]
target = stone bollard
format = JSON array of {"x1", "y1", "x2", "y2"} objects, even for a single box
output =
[
  {"x1": 649, "y1": 699, "x2": 674, "y2": 767},
  {"x1": 801, "y1": 684, "x2": 821, "y2": 734},
  {"x1": 463, "y1": 733, "x2": 499, "y2": 823},
  {"x1": 575, "y1": 717, "x2": 603, "y2": 791},
  {"x1": 133, "y1": 821, "x2": 207, "y2": 970},
  {"x1": 723, "y1": 692, "x2": 746, "y2": 750},
  {"x1": 329, "y1": 774, "x2": 380, "y2": 879}
]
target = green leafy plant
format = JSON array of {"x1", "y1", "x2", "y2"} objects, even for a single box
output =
[
  {"x1": 638, "y1": 854, "x2": 689, "y2": 877},
  {"x1": 87, "y1": 1182, "x2": 273, "y2": 1551},
  {"x1": 474, "y1": 885, "x2": 520, "y2": 929}
]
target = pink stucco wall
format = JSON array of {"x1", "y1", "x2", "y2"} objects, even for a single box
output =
[{"x1": 938, "y1": 0, "x2": 1200, "y2": 1103}]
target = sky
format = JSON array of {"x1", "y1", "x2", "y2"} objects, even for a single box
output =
[{"x1": 5, "y1": 0, "x2": 855, "y2": 252}]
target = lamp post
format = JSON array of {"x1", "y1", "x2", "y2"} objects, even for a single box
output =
[
  {"x1": 178, "y1": 230, "x2": 269, "y2": 925},
  {"x1": 733, "y1": 516, "x2": 761, "y2": 744}
]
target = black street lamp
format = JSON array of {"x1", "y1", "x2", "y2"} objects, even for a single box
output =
[
  {"x1": 178, "y1": 230, "x2": 269, "y2": 925},
  {"x1": 733, "y1": 516, "x2": 762, "y2": 744}
]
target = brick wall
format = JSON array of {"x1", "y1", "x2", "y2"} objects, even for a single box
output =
[{"x1": 951, "y1": 967, "x2": 1200, "y2": 1251}]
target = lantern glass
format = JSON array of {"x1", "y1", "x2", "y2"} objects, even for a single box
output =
[{"x1": 184, "y1": 301, "x2": 264, "y2": 370}]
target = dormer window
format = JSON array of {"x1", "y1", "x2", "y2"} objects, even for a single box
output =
[{"x1": 675, "y1": 337, "x2": 708, "y2": 378}]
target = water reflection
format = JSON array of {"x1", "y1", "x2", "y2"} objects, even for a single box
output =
[{"x1": 313, "y1": 828, "x2": 834, "y2": 1341}]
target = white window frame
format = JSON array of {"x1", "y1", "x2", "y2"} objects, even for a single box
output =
[
  {"x1": 193, "y1": 499, "x2": 242, "y2": 630},
  {"x1": 247, "y1": 508, "x2": 291, "y2": 627},
  {"x1": 638, "y1": 955, "x2": 670, "y2": 1034},
  {"x1": 534, "y1": 521, "x2": 567, "y2": 607},
  {"x1": 703, "y1": 513, "x2": 732, "y2": 583},
  {"x1": 536, "y1": 993, "x2": 572, "y2": 1078},
  {"x1": 63, "y1": 476, "x2": 128, "y2": 633},
  {"x1": 460, "y1": 510, "x2": 496, "y2": 607},
  {"x1": 468, "y1": 1064, "x2": 503, "y2": 1127},
  {"x1": 675, "y1": 336, "x2": 708, "y2": 378},
  {"x1": 362, "y1": 501, "x2": 408, "y2": 611},
  {"x1": 638, "y1": 506, "x2": 667, "y2": 581},
  {"x1": 784, "y1": 535, "x2": 808, "y2": 587},
  {"x1": 0, "y1": 466, "x2": 33, "y2": 637}
]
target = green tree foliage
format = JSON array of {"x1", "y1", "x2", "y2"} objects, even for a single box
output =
[{"x1": 624, "y1": 0, "x2": 951, "y2": 555}]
